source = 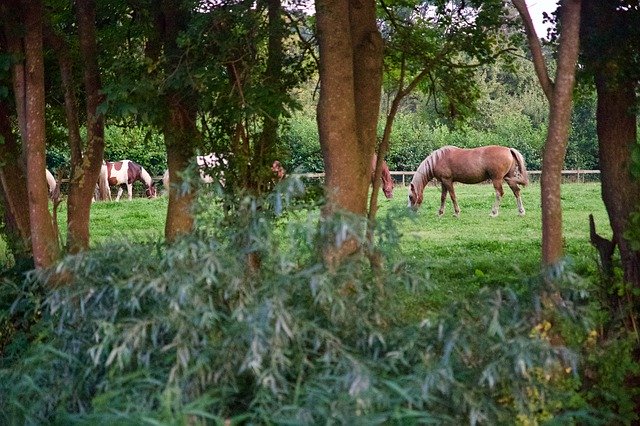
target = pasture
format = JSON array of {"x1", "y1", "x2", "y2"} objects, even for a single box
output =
[{"x1": 53, "y1": 181, "x2": 609, "y2": 320}]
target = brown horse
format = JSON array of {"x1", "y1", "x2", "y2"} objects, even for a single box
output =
[
  {"x1": 372, "y1": 154, "x2": 394, "y2": 199},
  {"x1": 408, "y1": 145, "x2": 529, "y2": 216}
]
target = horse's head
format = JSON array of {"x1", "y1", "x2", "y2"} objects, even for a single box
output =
[
  {"x1": 382, "y1": 173, "x2": 394, "y2": 199},
  {"x1": 146, "y1": 183, "x2": 157, "y2": 198},
  {"x1": 408, "y1": 182, "x2": 423, "y2": 210}
]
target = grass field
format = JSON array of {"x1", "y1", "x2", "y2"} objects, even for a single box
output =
[
  {"x1": 376, "y1": 182, "x2": 609, "y2": 321},
  {"x1": 51, "y1": 182, "x2": 609, "y2": 318}
]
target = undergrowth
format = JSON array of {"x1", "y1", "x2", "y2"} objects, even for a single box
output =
[{"x1": 0, "y1": 178, "x2": 636, "y2": 424}]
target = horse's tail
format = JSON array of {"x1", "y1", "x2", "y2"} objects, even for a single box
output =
[
  {"x1": 98, "y1": 163, "x2": 112, "y2": 201},
  {"x1": 162, "y1": 169, "x2": 169, "y2": 189},
  {"x1": 510, "y1": 148, "x2": 529, "y2": 186}
]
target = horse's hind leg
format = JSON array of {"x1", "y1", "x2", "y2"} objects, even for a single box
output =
[
  {"x1": 505, "y1": 177, "x2": 525, "y2": 216},
  {"x1": 491, "y1": 180, "x2": 505, "y2": 217},
  {"x1": 115, "y1": 185, "x2": 124, "y2": 201}
]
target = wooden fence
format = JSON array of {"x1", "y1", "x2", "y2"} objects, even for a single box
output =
[
  {"x1": 59, "y1": 170, "x2": 600, "y2": 185},
  {"x1": 292, "y1": 170, "x2": 601, "y2": 186}
]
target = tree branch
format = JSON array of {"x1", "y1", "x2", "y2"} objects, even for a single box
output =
[{"x1": 512, "y1": 0, "x2": 554, "y2": 102}]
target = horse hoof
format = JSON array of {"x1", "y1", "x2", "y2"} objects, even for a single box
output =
[{"x1": 490, "y1": 212, "x2": 498, "y2": 218}]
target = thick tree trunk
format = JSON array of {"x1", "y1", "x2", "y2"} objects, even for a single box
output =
[
  {"x1": 538, "y1": 0, "x2": 581, "y2": 266},
  {"x1": 22, "y1": 0, "x2": 60, "y2": 268},
  {"x1": 595, "y1": 79, "x2": 640, "y2": 286},
  {"x1": 316, "y1": 0, "x2": 383, "y2": 265},
  {"x1": 316, "y1": 0, "x2": 382, "y2": 224},
  {"x1": 65, "y1": 0, "x2": 106, "y2": 254}
]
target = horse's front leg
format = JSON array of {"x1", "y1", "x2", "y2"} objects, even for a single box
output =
[
  {"x1": 491, "y1": 180, "x2": 505, "y2": 217},
  {"x1": 445, "y1": 182, "x2": 461, "y2": 217},
  {"x1": 438, "y1": 184, "x2": 447, "y2": 216},
  {"x1": 128, "y1": 184, "x2": 133, "y2": 200}
]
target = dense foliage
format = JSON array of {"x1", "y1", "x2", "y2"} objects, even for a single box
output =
[{"x1": 1, "y1": 182, "x2": 638, "y2": 423}]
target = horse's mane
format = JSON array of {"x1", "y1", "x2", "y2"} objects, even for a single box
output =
[
  {"x1": 412, "y1": 146, "x2": 456, "y2": 191},
  {"x1": 138, "y1": 164, "x2": 154, "y2": 187}
]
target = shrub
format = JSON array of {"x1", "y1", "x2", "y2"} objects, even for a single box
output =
[{"x1": 0, "y1": 180, "x2": 612, "y2": 424}]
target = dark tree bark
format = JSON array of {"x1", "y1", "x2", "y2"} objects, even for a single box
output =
[
  {"x1": 64, "y1": 0, "x2": 106, "y2": 254},
  {"x1": 21, "y1": 0, "x2": 60, "y2": 268},
  {"x1": 581, "y1": 0, "x2": 640, "y2": 287},
  {"x1": 254, "y1": 0, "x2": 285, "y2": 193},
  {"x1": 594, "y1": 79, "x2": 640, "y2": 285},
  {"x1": 315, "y1": 0, "x2": 383, "y2": 265}
]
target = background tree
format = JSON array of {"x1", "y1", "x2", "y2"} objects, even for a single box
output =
[
  {"x1": 513, "y1": 0, "x2": 582, "y2": 269},
  {"x1": 1, "y1": 0, "x2": 60, "y2": 268},
  {"x1": 62, "y1": 0, "x2": 107, "y2": 253}
]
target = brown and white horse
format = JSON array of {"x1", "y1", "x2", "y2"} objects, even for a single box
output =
[
  {"x1": 162, "y1": 153, "x2": 228, "y2": 192},
  {"x1": 102, "y1": 160, "x2": 156, "y2": 201},
  {"x1": 408, "y1": 145, "x2": 529, "y2": 216},
  {"x1": 46, "y1": 169, "x2": 57, "y2": 199},
  {"x1": 372, "y1": 154, "x2": 394, "y2": 199}
]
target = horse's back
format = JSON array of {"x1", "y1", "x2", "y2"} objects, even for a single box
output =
[{"x1": 439, "y1": 146, "x2": 513, "y2": 184}]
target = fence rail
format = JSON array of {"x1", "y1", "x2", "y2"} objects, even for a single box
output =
[
  {"x1": 293, "y1": 170, "x2": 601, "y2": 185},
  {"x1": 57, "y1": 170, "x2": 601, "y2": 186}
]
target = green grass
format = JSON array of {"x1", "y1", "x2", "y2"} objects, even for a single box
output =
[
  {"x1": 376, "y1": 182, "x2": 609, "y2": 321},
  {"x1": 55, "y1": 196, "x2": 169, "y2": 246}
]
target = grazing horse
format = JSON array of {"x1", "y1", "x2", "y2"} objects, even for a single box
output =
[
  {"x1": 162, "y1": 153, "x2": 228, "y2": 192},
  {"x1": 408, "y1": 145, "x2": 529, "y2": 217},
  {"x1": 46, "y1": 169, "x2": 57, "y2": 199},
  {"x1": 372, "y1": 154, "x2": 394, "y2": 199},
  {"x1": 103, "y1": 160, "x2": 156, "y2": 201}
]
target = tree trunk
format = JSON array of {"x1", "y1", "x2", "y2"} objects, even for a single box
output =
[
  {"x1": 522, "y1": 0, "x2": 581, "y2": 267},
  {"x1": 22, "y1": 0, "x2": 60, "y2": 268},
  {"x1": 0, "y1": 99, "x2": 32, "y2": 260},
  {"x1": 44, "y1": 25, "x2": 83, "y2": 167},
  {"x1": 254, "y1": 0, "x2": 285, "y2": 194},
  {"x1": 164, "y1": 95, "x2": 197, "y2": 242},
  {"x1": 315, "y1": 0, "x2": 383, "y2": 264},
  {"x1": 158, "y1": 0, "x2": 198, "y2": 242},
  {"x1": 513, "y1": 0, "x2": 582, "y2": 268},
  {"x1": 65, "y1": 0, "x2": 106, "y2": 254},
  {"x1": 595, "y1": 78, "x2": 640, "y2": 286}
]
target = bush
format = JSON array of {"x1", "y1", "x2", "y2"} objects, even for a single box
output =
[
  {"x1": 0, "y1": 180, "x2": 614, "y2": 424},
  {"x1": 104, "y1": 126, "x2": 166, "y2": 176}
]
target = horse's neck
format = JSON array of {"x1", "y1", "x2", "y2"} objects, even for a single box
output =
[{"x1": 417, "y1": 159, "x2": 432, "y2": 186}]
